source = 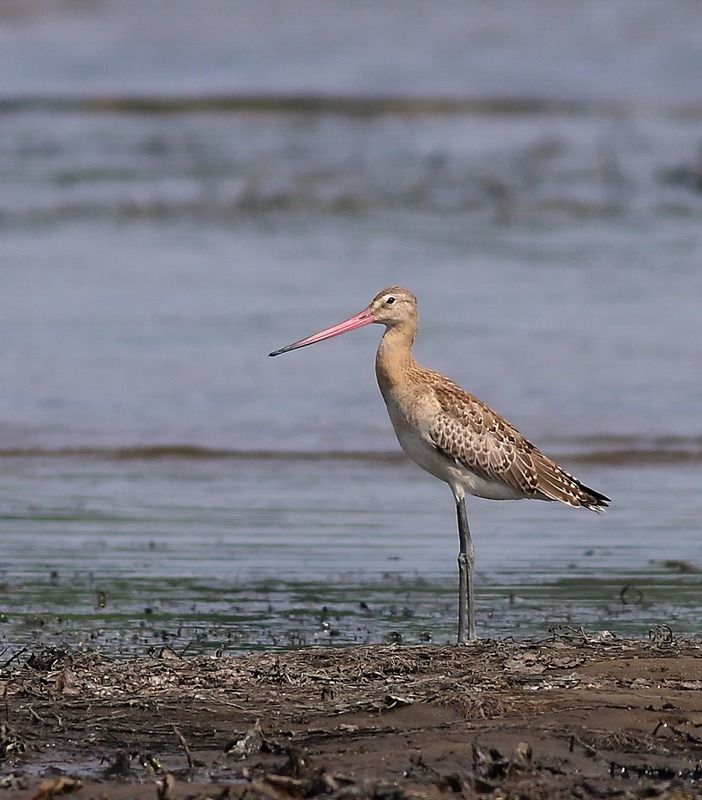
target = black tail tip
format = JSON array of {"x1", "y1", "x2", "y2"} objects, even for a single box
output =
[{"x1": 584, "y1": 488, "x2": 611, "y2": 513}]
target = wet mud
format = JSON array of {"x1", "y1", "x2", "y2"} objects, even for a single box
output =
[{"x1": 2, "y1": 630, "x2": 702, "y2": 799}]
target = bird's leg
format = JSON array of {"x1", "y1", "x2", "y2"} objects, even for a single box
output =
[{"x1": 456, "y1": 497, "x2": 476, "y2": 643}]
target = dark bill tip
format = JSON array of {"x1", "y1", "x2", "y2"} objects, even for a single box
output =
[{"x1": 269, "y1": 341, "x2": 306, "y2": 357}]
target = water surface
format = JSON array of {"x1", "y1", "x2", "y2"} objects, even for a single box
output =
[{"x1": 0, "y1": 2, "x2": 700, "y2": 657}]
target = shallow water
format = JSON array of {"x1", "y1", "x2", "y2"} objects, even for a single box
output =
[
  {"x1": 3, "y1": 0, "x2": 702, "y2": 104},
  {"x1": 1, "y1": 2, "x2": 701, "y2": 656},
  {"x1": 0, "y1": 453, "x2": 699, "y2": 656}
]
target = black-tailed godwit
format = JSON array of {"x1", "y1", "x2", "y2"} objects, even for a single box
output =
[{"x1": 270, "y1": 286, "x2": 610, "y2": 643}]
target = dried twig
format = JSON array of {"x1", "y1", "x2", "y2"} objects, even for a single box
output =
[{"x1": 172, "y1": 724, "x2": 194, "y2": 771}]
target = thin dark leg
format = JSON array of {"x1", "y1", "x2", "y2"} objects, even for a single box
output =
[{"x1": 456, "y1": 497, "x2": 476, "y2": 643}]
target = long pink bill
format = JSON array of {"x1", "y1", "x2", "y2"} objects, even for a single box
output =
[{"x1": 269, "y1": 308, "x2": 374, "y2": 357}]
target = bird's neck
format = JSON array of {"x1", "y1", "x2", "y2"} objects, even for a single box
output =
[{"x1": 375, "y1": 323, "x2": 418, "y2": 394}]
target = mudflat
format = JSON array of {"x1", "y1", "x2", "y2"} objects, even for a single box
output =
[{"x1": 2, "y1": 631, "x2": 702, "y2": 799}]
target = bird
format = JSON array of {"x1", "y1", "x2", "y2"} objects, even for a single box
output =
[{"x1": 269, "y1": 286, "x2": 610, "y2": 643}]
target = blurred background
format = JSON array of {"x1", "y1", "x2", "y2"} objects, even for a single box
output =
[{"x1": 1, "y1": 0, "x2": 701, "y2": 655}]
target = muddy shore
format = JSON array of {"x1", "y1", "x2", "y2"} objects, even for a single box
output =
[{"x1": 1, "y1": 630, "x2": 701, "y2": 799}]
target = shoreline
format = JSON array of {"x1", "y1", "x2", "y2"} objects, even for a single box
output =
[{"x1": 2, "y1": 634, "x2": 701, "y2": 798}]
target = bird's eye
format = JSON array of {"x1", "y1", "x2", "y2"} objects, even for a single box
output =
[{"x1": 386, "y1": 296, "x2": 396, "y2": 305}]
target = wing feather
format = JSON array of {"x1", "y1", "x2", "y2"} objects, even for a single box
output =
[{"x1": 426, "y1": 378, "x2": 609, "y2": 510}]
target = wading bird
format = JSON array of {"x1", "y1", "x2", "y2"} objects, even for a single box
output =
[{"x1": 269, "y1": 287, "x2": 609, "y2": 643}]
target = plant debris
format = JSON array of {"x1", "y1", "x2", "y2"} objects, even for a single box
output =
[{"x1": 0, "y1": 635, "x2": 701, "y2": 799}]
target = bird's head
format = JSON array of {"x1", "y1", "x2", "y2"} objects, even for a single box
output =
[{"x1": 367, "y1": 286, "x2": 417, "y2": 328}]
